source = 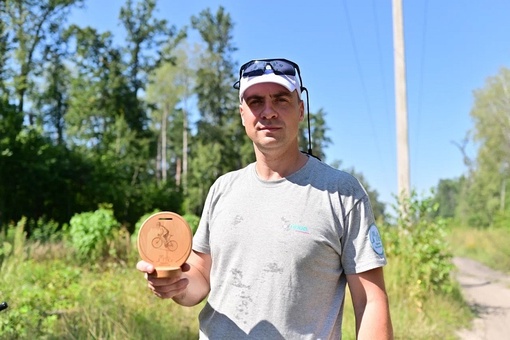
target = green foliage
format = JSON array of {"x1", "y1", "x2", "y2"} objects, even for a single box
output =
[
  {"x1": 433, "y1": 178, "x2": 463, "y2": 218},
  {"x1": 0, "y1": 217, "x2": 27, "y2": 268},
  {"x1": 187, "y1": 141, "x2": 223, "y2": 215},
  {"x1": 131, "y1": 209, "x2": 161, "y2": 245},
  {"x1": 492, "y1": 208, "x2": 510, "y2": 230},
  {"x1": 385, "y1": 192, "x2": 455, "y2": 305},
  {"x1": 0, "y1": 214, "x2": 474, "y2": 339},
  {"x1": 449, "y1": 225, "x2": 510, "y2": 273},
  {"x1": 343, "y1": 166, "x2": 387, "y2": 223},
  {"x1": 190, "y1": 6, "x2": 250, "y2": 180},
  {"x1": 299, "y1": 108, "x2": 332, "y2": 161},
  {"x1": 0, "y1": 220, "x2": 201, "y2": 339},
  {"x1": 182, "y1": 213, "x2": 200, "y2": 234},
  {"x1": 29, "y1": 217, "x2": 66, "y2": 243},
  {"x1": 457, "y1": 67, "x2": 510, "y2": 227},
  {"x1": 0, "y1": 259, "x2": 82, "y2": 338},
  {"x1": 69, "y1": 207, "x2": 120, "y2": 262},
  {"x1": 0, "y1": 1, "x2": 344, "y2": 242}
]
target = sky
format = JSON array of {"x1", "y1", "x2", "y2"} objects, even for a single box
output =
[{"x1": 70, "y1": 0, "x2": 510, "y2": 206}]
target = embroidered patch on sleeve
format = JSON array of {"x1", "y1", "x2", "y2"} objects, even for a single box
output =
[{"x1": 368, "y1": 224, "x2": 384, "y2": 255}]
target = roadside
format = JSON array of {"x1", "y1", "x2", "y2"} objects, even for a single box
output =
[{"x1": 454, "y1": 257, "x2": 510, "y2": 339}]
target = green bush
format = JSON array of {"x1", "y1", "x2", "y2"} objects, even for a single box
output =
[
  {"x1": 69, "y1": 207, "x2": 119, "y2": 262},
  {"x1": 29, "y1": 217, "x2": 66, "y2": 243},
  {"x1": 182, "y1": 213, "x2": 200, "y2": 234},
  {"x1": 385, "y1": 192, "x2": 455, "y2": 303}
]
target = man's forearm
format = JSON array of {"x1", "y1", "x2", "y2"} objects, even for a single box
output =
[
  {"x1": 172, "y1": 261, "x2": 210, "y2": 306},
  {"x1": 355, "y1": 294, "x2": 393, "y2": 339}
]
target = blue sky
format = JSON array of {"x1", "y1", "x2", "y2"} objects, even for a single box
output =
[{"x1": 70, "y1": 1, "x2": 510, "y2": 205}]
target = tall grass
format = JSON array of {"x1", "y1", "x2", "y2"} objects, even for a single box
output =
[
  {"x1": 1, "y1": 212, "x2": 477, "y2": 339},
  {"x1": 448, "y1": 226, "x2": 510, "y2": 274},
  {"x1": 340, "y1": 223, "x2": 473, "y2": 340},
  {"x1": 0, "y1": 219, "x2": 202, "y2": 339}
]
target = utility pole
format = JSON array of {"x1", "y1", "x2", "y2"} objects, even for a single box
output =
[{"x1": 392, "y1": 0, "x2": 410, "y2": 207}]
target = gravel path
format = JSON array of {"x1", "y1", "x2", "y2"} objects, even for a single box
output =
[{"x1": 454, "y1": 257, "x2": 510, "y2": 339}]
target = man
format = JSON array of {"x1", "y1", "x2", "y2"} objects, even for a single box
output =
[{"x1": 137, "y1": 58, "x2": 393, "y2": 339}]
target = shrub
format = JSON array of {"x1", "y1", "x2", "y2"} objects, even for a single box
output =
[
  {"x1": 385, "y1": 192, "x2": 455, "y2": 305},
  {"x1": 29, "y1": 217, "x2": 65, "y2": 243},
  {"x1": 69, "y1": 207, "x2": 119, "y2": 262}
]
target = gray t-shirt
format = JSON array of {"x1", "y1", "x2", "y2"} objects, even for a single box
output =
[{"x1": 193, "y1": 157, "x2": 387, "y2": 339}]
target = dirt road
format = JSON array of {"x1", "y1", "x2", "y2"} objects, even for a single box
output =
[{"x1": 454, "y1": 257, "x2": 510, "y2": 339}]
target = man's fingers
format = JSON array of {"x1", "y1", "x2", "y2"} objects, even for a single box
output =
[
  {"x1": 136, "y1": 260, "x2": 154, "y2": 273},
  {"x1": 148, "y1": 278, "x2": 189, "y2": 299},
  {"x1": 181, "y1": 263, "x2": 191, "y2": 272}
]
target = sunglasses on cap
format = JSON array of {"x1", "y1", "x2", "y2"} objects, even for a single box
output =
[{"x1": 233, "y1": 58, "x2": 304, "y2": 90}]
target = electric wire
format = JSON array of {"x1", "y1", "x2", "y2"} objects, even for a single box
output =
[
  {"x1": 372, "y1": 0, "x2": 392, "y2": 124},
  {"x1": 341, "y1": 0, "x2": 384, "y2": 166},
  {"x1": 371, "y1": 0, "x2": 392, "y2": 177}
]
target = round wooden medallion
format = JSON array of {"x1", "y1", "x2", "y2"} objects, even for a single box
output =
[{"x1": 137, "y1": 212, "x2": 192, "y2": 277}]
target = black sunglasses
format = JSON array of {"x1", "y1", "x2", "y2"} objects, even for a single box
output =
[{"x1": 233, "y1": 58, "x2": 304, "y2": 90}]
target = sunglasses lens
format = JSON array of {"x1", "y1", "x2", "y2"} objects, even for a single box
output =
[
  {"x1": 241, "y1": 59, "x2": 297, "y2": 78},
  {"x1": 242, "y1": 61, "x2": 265, "y2": 77},
  {"x1": 268, "y1": 60, "x2": 296, "y2": 76}
]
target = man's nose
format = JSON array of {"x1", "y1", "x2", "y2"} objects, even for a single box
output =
[{"x1": 260, "y1": 101, "x2": 278, "y2": 119}]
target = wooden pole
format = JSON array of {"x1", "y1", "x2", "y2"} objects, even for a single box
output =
[{"x1": 392, "y1": 0, "x2": 411, "y2": 206}]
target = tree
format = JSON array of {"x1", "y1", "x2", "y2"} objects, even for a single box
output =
[
  {"x1": 346, "y1": 166, "x2": 387, "y2": 223},
  {"x1": 433, "y1": 178, "x2": 462, "y2": 219},
  {"x1": 4, "y1": 0, "x2": 83, "y2": 124},
  {"x1": 0, "y1": 1, "x2": 11, "y2": 97},
  {"x1": 34, "y1": 37, "x2": 71, "y2": 145},
  {"x1": 119, "y1": 0, "x2": 185, "y2": 134},
  {"x1": 64, "y1": 25, "x2": 130, "y2": 148},
  {"x1": 188, "y1": 7, "x2": 251, "y2": 213},
  {"x1": 146, "y1": 43, "x2": 201, "y2": 187},
  {"x1": 458, "y1": 67, "x2": 510, "y2": 227},
  {"x1": 299, "y1": 108, "x2": 332, "y2": 161}
]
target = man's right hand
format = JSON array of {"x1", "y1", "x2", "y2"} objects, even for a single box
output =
[{"x1": 136, "y1": 260, "x2": 191, "y2": 300}]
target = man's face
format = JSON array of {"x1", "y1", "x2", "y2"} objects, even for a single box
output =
[{"x1": 239, "y1": 82, "x2": 304, "y2": 154}]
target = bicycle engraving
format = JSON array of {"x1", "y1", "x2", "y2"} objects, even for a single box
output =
[{"x1": 151, "y1": 222, "x2": 178, "y2": 251}]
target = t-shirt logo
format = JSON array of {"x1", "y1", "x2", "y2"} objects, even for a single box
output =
[{"x1": 368, "y1": 224, "x2": 384, "y2": 255}]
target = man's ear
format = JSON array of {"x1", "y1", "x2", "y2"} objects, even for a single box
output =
[
  {"x1": 299, "y1": 99, "x2": 305, "y2": 122},
  {"x1": 239, "y1": 105, "x2": 245, "y2": 126}
]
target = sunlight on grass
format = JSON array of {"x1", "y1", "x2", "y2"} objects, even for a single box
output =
[
  {"x1": 448, "y1": 227, "x2": 510, "y2": 274},
  {"x1": 1, "y1": 218, "x2": 488, "y2": 338}
]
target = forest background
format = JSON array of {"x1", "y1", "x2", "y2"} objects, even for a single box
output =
[{"x1": 1, "y1": 0, "x2": 510, "y2": 339}]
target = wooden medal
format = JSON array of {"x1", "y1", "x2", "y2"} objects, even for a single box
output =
[{"x1": 137, "y1": 212, "x2": 192, "y2": 278}]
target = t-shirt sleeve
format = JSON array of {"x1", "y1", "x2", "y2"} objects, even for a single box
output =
[{"x1": 341, "y1": 194, "x2": 387, "y2": 274}]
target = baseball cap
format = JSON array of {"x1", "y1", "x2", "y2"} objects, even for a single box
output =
[{"x1": 233, "y1": 59, "x2": 302, "y2": 102}]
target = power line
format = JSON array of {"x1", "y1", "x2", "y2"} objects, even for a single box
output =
[
  {"x1": 372, "y1": 0, "x2": 392, "y2": 125},
  {"x1": 341, "y1": 0, "x2": 383, "y2": 165}
]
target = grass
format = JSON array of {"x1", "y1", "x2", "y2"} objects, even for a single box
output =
[
  {"x1": 340, "y1": 256, "x2": 472, "y2": 340},
  {"x1": 0, "y1": 220, "x2": 489, "y2": 339},
  {"x1": 0, "y1": 221, "x2": 203, "y2": 339},
  {"x1": 0, "y1": 250, "x2": 203, "y2": 339},
  {"x1": 448, "y1": 226, "x2": 510, "y2": 274}
]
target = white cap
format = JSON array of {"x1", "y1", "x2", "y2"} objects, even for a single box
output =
[{"x1": 238, "y1": 67, "x2": 301, "y2": 102}]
